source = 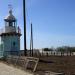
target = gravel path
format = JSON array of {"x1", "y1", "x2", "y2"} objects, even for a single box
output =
[{"x1": 0, "y1": 62, "x2": 33, "y2": 75}]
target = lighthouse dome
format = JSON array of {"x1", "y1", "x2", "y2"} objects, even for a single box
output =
[{"x1": 4, "y1": 9, "x2": 16, "y2": 21}]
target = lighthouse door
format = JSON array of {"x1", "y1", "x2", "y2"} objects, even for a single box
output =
[{"x1": 11, "y1": 41, "x2": 17, "y2": 55}]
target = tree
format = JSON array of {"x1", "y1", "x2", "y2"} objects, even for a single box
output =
[
  {"x1": 57, "y1": 47, "x2": 65, "y2": 52},
  {"x1": 43, "y1": 48, "x2": 53, "y2": 51}
]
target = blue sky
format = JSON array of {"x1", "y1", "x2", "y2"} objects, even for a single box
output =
[{"x1": 0, "y1": 0, "x2": 75, "y2": 49}]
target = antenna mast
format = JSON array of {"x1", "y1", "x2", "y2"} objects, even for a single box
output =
[
  {"x1": 23, "y1": 0, "x2": 27, "y2": 56},
  {"x1": 8, "y1": 4, "x2": 13, "y2": 10}
]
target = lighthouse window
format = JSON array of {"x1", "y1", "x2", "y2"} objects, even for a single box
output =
[
  {"x1": 9, "y1": 22, "x2": 12, "y2": 26},
  {"x1": 13, "y1": 42, "x2": 16, "y2": 46}
]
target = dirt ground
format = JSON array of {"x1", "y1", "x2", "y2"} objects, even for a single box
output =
[
  {"x1": 35, "y1": 56, "x2": 75, "y2": 75},
  {"x1": 0, "y1": 62, "x2": 33, "y2": 75},
  {"x1": 1, "y1": 55, "x2": 75, "y2": 75}
]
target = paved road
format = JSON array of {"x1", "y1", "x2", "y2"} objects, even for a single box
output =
[{"x1": 0, "y1": 62, "x2": 33, "y2": 75}]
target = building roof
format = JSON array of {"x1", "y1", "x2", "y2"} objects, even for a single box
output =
[
  {"x1": 4, "y1": 9, "x2": 16, "y2": 21},
  {"x1": 0, "y1": 32, "x2": 21, "y2": 36}
]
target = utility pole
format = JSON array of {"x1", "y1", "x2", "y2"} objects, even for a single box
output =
[
  {"x1": 31, "y1": 23, "x2": 33, "y2": 56},
  {"x1": 23, "y1": 0, "x2": 27, "y2": 56},
  {"x1": 30, "y1": 23, "x2": 33, "y2": 56}
]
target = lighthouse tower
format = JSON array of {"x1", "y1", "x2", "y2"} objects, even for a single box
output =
[{"x1": 0, "y1": 8, "x2": 21, "y2": 57}]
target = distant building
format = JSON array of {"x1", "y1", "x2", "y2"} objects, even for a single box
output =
[
  {"x1": 0, "y1": 8, "x2": 21, "y2": 58},
  {"x1": 20, "y1": 49, "x2": 40, "y2": 56}
]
